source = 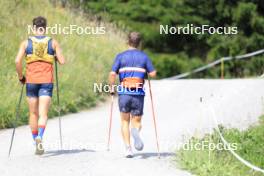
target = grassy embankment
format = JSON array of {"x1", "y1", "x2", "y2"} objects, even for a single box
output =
[
  {"x1": 0, "y1": 0, "x2": 126, "y2": 129},
  {"x1": 176, "y1": 116, "x2": 264, "y2": 176}
]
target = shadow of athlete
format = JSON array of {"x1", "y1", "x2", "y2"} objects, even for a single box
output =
[
  {"x1": 43, "y1": 149, "x2": 96, "y2": 158},
  {"x1": 15, "y1": 16, "x2": 65, "y2": 155},
  {"x1": 109, "y1": 32, "x2": 157, "y2": 158},
  {"x1": 133, "y1": 152, "x2": 175, "y2": 159}
]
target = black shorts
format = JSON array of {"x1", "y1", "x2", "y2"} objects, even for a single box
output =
[{"x1": 118, "y1": 94, "x2": 144, "y2": 116}]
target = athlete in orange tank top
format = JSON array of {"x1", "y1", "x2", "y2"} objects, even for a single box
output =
[{"x1": 15, "y1": 16, "x2": 65, "y2": 155}]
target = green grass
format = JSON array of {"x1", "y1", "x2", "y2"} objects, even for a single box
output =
[
  {"x1": 0, "y1": 0, "x2": 126, "y2": 129},
  {"x1": 176, "y1": 116, "x2": 264, "y2": 176}
]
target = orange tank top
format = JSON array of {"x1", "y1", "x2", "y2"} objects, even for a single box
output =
[
  {"x1": 25, "y1": 36, "x2": 54, "y2": 84},
  {"x1": 26, "y1": 61, "x2": 53, "y2": 84}
]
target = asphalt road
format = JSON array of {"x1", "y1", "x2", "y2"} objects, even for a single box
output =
[{"x1": 0, "y1": 79, "x2": 263, "y2": 176}]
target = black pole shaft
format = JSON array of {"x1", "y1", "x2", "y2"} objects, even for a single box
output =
[{"x1": 8, "y1": 84, "x2": 24, "y2": 157}]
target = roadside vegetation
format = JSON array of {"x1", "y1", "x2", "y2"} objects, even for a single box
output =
[{"x1": 176, "y1": 116, "x2": 264, "y2": 176}]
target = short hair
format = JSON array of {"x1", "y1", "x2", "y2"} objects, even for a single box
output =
[
  {"x1": 128, "y1": 32, "x2": 141, "y2": 48},
  {"x1": 33, "y1": 16, "x2": 47, "y2": 30}
]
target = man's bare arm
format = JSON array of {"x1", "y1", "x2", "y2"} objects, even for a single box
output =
[
  {"x1": 109, "y1": 72, "x2": 117, "y2": 93},
  {"x1": 53, "y1": 39, "x2": 65, "y2": 65},
  {"x1": 15, "y1": 41, "x2": 26, "y2": 80}
]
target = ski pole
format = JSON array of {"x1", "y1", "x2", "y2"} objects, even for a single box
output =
[
  {"x1": 8, "y1": 84, "x2": 24, "y2": 157},
  {"x1": 55, "y1": 59, "x2": 63, "y2": 149},
  {"x1": 147, "y1": 78, "x2": 161, "y2": 158},
  {"x1": 107, "y1": 95, "x2": 114, "y2": 151}
]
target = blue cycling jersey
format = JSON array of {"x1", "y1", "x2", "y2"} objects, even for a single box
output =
[{"x1": 111, "y1": 49, "x2": 155, "y2": 96}]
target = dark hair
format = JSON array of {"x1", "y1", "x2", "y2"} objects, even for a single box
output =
[
  {"x1": 128, "y1": 32, "x2": 141, "y2": 48},
  {"x1": 33, "y1": 16, "x2": 47, "y2": 30}
]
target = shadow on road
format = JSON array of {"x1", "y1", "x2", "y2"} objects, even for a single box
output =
[
  {"x1": 43, "y1": 149, "x2": 95, "y2": 158},
  {"x1": 133, "y1": 152, "x2": 175, "y2": 159}
]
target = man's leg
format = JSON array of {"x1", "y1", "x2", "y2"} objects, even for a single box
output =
[
  {"x1": 131, "y1": 116, "x2": 144, "y2": 151},
  {"x1": 38, "y1": 96, "x2": 51, "y2": 139},
  {"x1": 118, "y1": 94, "x2": 134, "y2": 157},
  {"x1": 131, "y1": 116, "x2": 142, "y2": 130},
  {"x1": 120, "y1": 112, "x2": 131, "y2": 146},
  {"x1": 131, "y1": 95, "x2": 144, "y2": 131},
  {"x1": 27, "y1": 97, "x2": 39, "y2": 141},
  {"x1": 34, "y1": 96, "x2": 51, "y2": 155},
  {"x1": 130, "y1": 95, "x2": 144, "y2": 151},
  {"x1": 120, "y1": 112, "x2": 134, "y2": 158}
]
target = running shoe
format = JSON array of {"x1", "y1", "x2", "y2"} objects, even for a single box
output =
[
  {"x1": 35, "y1": 137, "x2": 44, "y2": 155},
  {"x1": 131, "y1": 128, "x2": 144, "y2": 151},
  {"x1": 125, "y1": 146, "x2": 133, "y2": 158}
]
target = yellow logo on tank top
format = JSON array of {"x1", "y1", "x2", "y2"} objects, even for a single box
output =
[{"x1": 25, "y1": 36, "x2": 55, "y2": 64}]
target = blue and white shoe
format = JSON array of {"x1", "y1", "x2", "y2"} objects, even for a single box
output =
[{"x1": 131, "y1": 128, "x2": 144, "y2": 151}]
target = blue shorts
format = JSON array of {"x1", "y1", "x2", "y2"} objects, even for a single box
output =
[
  {"x1": 118, "y1": 94, "x2": 144, "y2": 116},
  {"x1": 26, "y1": 83, "x2": 53, "y2": 97}
]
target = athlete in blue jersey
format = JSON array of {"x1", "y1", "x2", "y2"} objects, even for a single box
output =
[{"x1": 109, "y1": 32, "x2": 156, "y2": 158}]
